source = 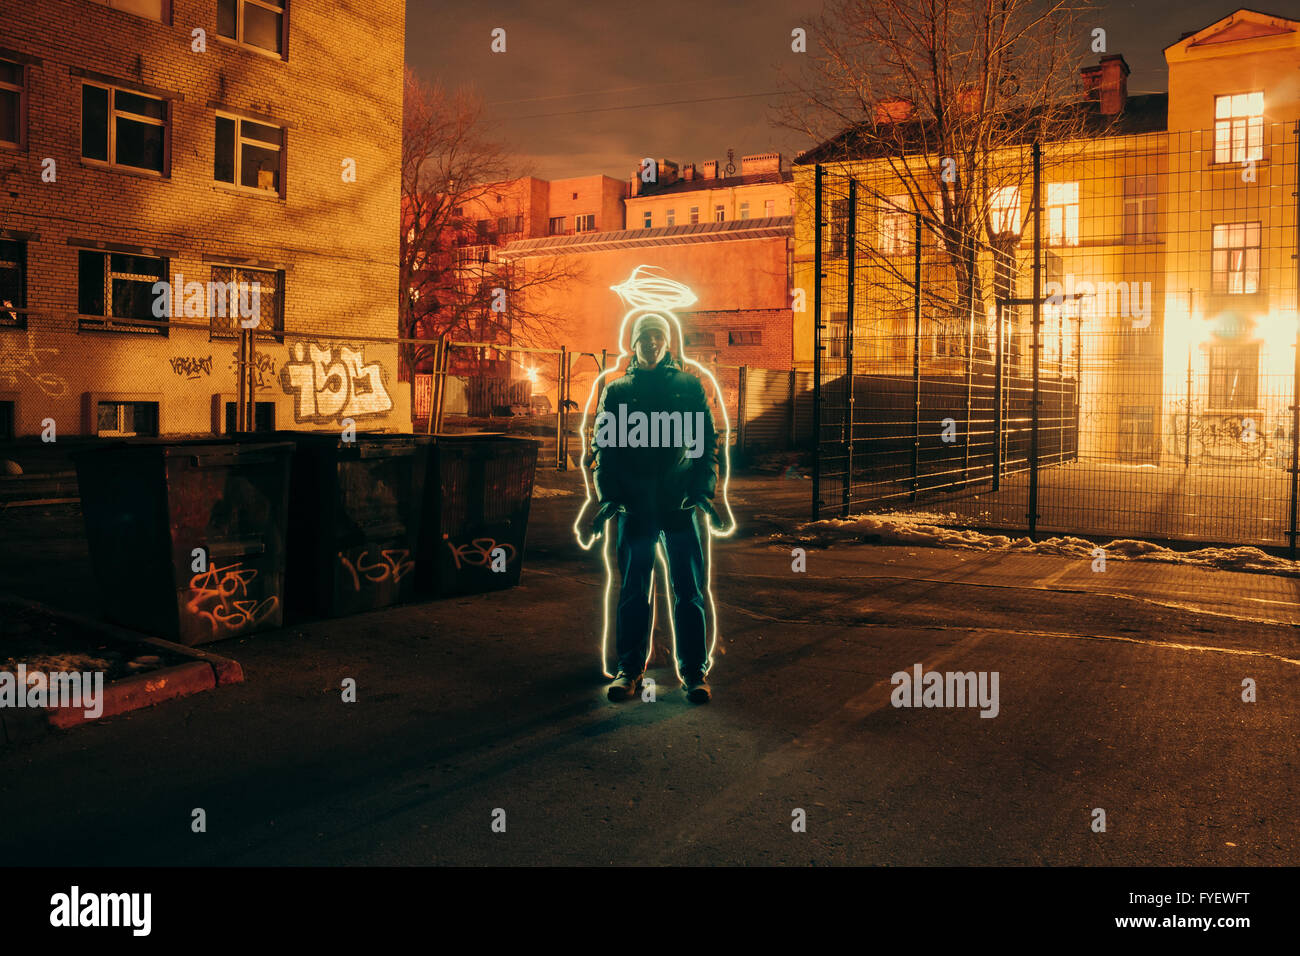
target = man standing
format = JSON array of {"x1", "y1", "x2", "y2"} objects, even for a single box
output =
[{"x1": 583, "y1": 311, "x2": 722, "y2": 703}]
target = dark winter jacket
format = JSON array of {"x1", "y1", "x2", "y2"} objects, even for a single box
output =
[{"x1": 590, "y1": 353, "x2": 718, "y2": 520}]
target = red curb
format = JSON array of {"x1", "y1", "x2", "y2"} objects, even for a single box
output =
[{"x1": 45, "y1": 661, "x2": 217, "y2": 729}]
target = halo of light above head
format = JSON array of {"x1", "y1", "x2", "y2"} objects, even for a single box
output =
[{"x1": 610, "y1": 265, "x2": 699, "y2": 311}]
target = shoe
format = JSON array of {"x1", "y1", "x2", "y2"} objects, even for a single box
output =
[
  {"x1": 607, "y1": 670, "x2": 641, "y2": 701},
  {"x1": 682, "y1": 671, "x2": 711, "y2": 704}
]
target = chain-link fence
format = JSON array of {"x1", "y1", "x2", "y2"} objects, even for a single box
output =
[{"x1": 812, "y1": 120, "x2": 1300, "y2": 551}]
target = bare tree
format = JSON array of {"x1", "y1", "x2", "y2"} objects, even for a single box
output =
[
  {"x1": 400, "y1": 70, "x2": 582, "y2": 381},
  {"x1": 779, "y1": 0, "x2": 1099, "y2": 355}
]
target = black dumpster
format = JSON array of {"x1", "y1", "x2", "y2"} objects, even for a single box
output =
[
  {"x1": 74, "y1": 440, "x2": 293, "y2": 645},
  {"x1": 269, "y1": 431, "x2": 428, "y2": 619},
  {"x1": 417, "y1": 433, "x2": 539, "y2": 597}
]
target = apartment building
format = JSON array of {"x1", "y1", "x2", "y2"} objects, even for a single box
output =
[
  {"x1": 792, "y1": 7, "x2": 1300, "y2": 465},
  {"x1": 0, "y1": 0, "x2": 407, "y2": 439}
]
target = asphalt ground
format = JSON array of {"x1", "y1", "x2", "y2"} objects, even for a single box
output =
[{"x1": 0, "y1": 468, "x2": 1296, "y2": 865}]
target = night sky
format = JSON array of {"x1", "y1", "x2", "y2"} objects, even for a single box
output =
[{"x1": 404, "y1": 1, "x2": 1275, "y2": 181}]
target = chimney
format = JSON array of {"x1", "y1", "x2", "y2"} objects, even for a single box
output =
[
  {"x1": 741, "y1": 152, "x2": 782, "y2": 176},
  {"x1": 1081, "y1": 54, "x2": 1129, "y2": 116},
  {"x1": 682, "y1": 162, "x2": 696, "y2": 181},
  {"x1": 658, "y1": 159, "x2": 679, "y2": 185},
  {"x1": 874, "y1": 97, "x2": 914, "y2": 123},
  {"x1": 702, "y1": 160, "x2": 718, "y2": 179}
]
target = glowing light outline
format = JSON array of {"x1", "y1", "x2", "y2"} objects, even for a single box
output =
[{"x1": 572, "y1": 265, "x2": 736, "y2": 681}]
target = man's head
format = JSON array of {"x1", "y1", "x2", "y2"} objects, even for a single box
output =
[{"x1": 631, "y1": 312, "x2": 671, "y2": 368}]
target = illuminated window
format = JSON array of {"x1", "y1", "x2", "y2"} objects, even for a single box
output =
[
  {"x1": 1214, "y1": 92, "x2": 1263, "y2": 164},
  {"x1": 0, "y1": 58, "x2": 24, "y2": 147},
  {"x1": 689, "y1": 206, "x2": 700, "y2": 224},
  {"x1": 97, "y1": 401, "x2": 159, "y2": 437},
  {"x1": 1212, "y1": 222, "x2": 1260, "y2": 294},
  {"x1": 764, "y1": 199, "x2": 775, "y2": 217},
  {"x1": 218, "y1": 0, "x2": 287, "y2": 56},
  {"x1": 214, "y1": 113, "x2": 283, "y2": 194},
  {"x1": 988, "y1": 186, "x2": 1020, "y2": 236},
  {"x1": 1123, "y1": 176, "x2": 1157, "y2": 243},
  {"x1": 878, "y1": 195, "x2": 911, "y2": 255},
  {"x1": 714, "y1": 205, "x2": 725, "y2": 222},
  {"x1": 1208, "y1": 342, "x2": 1259, "y2": 409},
  {"x1": 1045, "y1": 182, "x2": 1079, "y2": 247},
  {"x1": 77, "y1": 250, "x2": 168, "y2": 334},
  {"x1": 82, "y1": 83, "x2": 168, "y2": 174},
  {"x1": 575, "y1": 213, "x2": 595, "y2": 232},
  {"x1": 0, "y1": 239, "x2": 25, "y2": 329}
]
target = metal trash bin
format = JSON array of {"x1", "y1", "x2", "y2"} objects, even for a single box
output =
[
  {"x1": 270, "y1": 431, "x2": 428, "y2": 619},
  {"x1": 417, "y1": 433, "x2": 539, "y2": 597},
  {"x1": 74, "y1": 439, "x2": 293, "y2": 645}
]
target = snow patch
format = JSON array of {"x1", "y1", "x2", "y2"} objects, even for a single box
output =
[{"x1": 760, "y1": 511, "x2": 1300, "y2": 578}]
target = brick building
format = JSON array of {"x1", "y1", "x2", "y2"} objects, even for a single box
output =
[{"x1": 0, "y1": 0, "x2": 407, "y2": 439}]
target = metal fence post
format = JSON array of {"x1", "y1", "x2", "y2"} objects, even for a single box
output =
[
  {"x1": 842, "y1": 177, "x2": 857, "y2": 518},
  {"x1": 1028, "y1": 141, "x2": 1042, "y2": 538},
  {"x1": 737, "y1": 365, "x2": 748, "y2": 453},
  {"x1": 912, "y1": 211, "x2": 922, "y2": 502},
  {"x1": 1290, "y1": 121, "x2": 1300, "y2": 558},
  {"x1": 812, "y1": 164, "x2": 823, "y2": 521},
  {"x1": 994, "y1": 299, "x2": 1004, "y2": 491},
  {"x1": 557, "y1": 345, "x2": 567, "y2": 470}
]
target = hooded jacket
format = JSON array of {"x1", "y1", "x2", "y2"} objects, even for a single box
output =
[{"x1": 591, "y1": 352, "x2": 718, "y2": 520}]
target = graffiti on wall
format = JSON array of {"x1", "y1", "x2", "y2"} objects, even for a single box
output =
[
  {"x1": 1165, "y1": 398, "x2": 1278, "y2": 464},
  {"x1": 338, "y1": 548, "x2": 415, "y2": 592},
  {"x1": 169, "y1": 355, "x2": 213, "y2": 379},
  {"x1": 279, "y1": 343, "x2": 394, "y2": 423},
  {"x1": 0, "y1": 331, "x2": 68, "y2": 397},
  {"x1": 229, "y1": 349, "x2": 278, "y2": 389}
]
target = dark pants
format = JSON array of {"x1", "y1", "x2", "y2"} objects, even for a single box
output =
[{"x1": 615, "y1": 508, "x2": 709, "y2": 678}]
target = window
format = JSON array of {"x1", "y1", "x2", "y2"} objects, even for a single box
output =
[
  {"x1": 214, "y1": 114, "x2": 283, "y2": 194},
  {"x1": 218, "y1": 0, "x2": 286, "y2": 55},
  {"x1": 87, "y1": 0, "x2": 168, "y2": 21},
  {"x1": 826, "y1": 312, "x2": 847, "y2": 359},
  {"x1": 575, "y1": 213, "x2": 595, "y2": 232},
  {"x1": 1208, "y1": 342, "x2": 1259, "y2": 410},
  {"x1": 878, "y1": 196, "x2": 911, "y2": 255},
  {"x1": 689, "y1": 206, "x2": 700, "y2": 224},
  {"x1": 571, "y1": 192, "x2": 578, "y2": 200},
  {"x1": 82, "y1": 83, "x2": 167, "y2": 174},
  {"x1": 77, "y1": 250, "x2": 168, "y2": 334},
  {"x1": 96, "y1": 401, "x2": 158, "y2": 437},
  {"x1": 224, "y1": 401, "x2": 275, "y2": 433},
  {"x1": 1046, "y1": 182, "x2": 1079, "y2": 247},
  {"x1": 739, "y1": 201, "x2": 750, "y2": 220},
  {"x1": 1212, "y1": 222, "x2": 1260, "y2": 294},
  {"x1": 666, "y1": 209, "x2": 676, "y2": 227},
  {"x1": 209, "y1": 266, "x2": 283, "y2": 340},
  {"x1": 549, "y1": 216, "x2": 566, "y2": 235},
  {"x1": 829, "y1": 198, "x2": 848, "y2": 258},
  {"x1": 714, "y1": 205, "x2": 725, "y2": 222},
  {"x1": 642, "y1": 212, "x2": 652, "y2": 229},
  {"x1": 497, "y1": 216, "x2": 522, "y2": 235},
  {"x1": 1214, "y1": 92, "x2": 1263, "y2": 164},
  {"x1": 0, "y1": 58, "x2": 23, "y2": 148},
  {"x1": 988, "y1": 186, "x2": 1020, "y2": 236},
  {"x1": 685, "y1": 331, "x2": 716, "y2": 347},
  {"x1": 728, "y1": 330, "x2": 762, "y2": 346},
  {"x1": 1123, "y1": 176, "x2": 1157, "y2": 243},
  {"x1": 0, "y1": 239, "x2": 25, "y2": 328},
  {"x1": 764, "y1": 199, "x2": 775, "y2": 218},
  {"x1": 476, "y1": 219, "x2": 490, "y2": 238}
]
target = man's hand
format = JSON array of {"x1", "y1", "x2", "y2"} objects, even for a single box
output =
[
  {"x1": 581, "y1": 500, "x2": 623, "y2": 539},
  {"x1": 681, "y1": 494, "x2": 722, "y2": 529}
]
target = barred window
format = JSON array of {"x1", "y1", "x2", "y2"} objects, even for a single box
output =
[
  {"x1": 0, "y1": 239, "x2": 26, "y2": 328},
  {"x1": 1212, "y1": 222, "x2": 1260, "y2": 295},
  {"x1": 209, "y1": 266, "x2": 284, "y2": 341},
  {"x1": 77, "y1": 250, "x2": 168, "y2": 334}
]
